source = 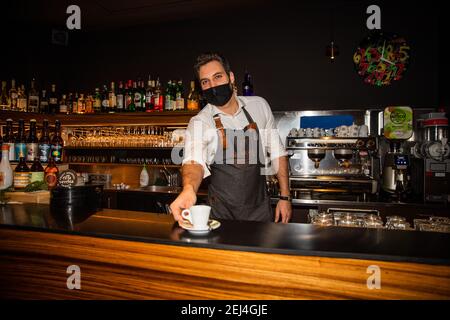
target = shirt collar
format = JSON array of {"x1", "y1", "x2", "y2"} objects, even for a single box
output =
[{"x1": 211, "y1": 96, "x2": 246, "y2": 117}]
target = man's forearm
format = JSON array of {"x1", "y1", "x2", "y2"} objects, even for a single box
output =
[
  {"x1": 275, "y1": 156, "x2": 290, "y2": 196},
  {"x1": 181, "y1": 162, "x2": 204, "y2": 193}
]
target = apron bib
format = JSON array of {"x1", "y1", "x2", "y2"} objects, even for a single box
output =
[{"x1": 208, "y1": 106, "x2": 272, "y2": 222}]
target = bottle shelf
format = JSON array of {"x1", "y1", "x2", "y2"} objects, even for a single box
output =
[
  {"x1": 68, "y1": 162, "x2": 181, "y2": 168},
  {"x1": 0, "y1": 110, "x2": 198, "y2": 127},
  {"x1": 64, "y1": 146, "x2": 181, "y2": 150}
]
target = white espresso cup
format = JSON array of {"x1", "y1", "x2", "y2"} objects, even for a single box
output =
[{"x1": 181, "y1": 205, "x2": 211, "y2": 230}]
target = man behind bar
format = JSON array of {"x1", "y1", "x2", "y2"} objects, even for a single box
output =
[{"x1": 170, "y1": 52, "x2": 291, "y2": 223}]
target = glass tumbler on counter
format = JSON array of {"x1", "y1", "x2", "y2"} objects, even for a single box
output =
[
  {"x1": 386, "y1": 216, "x2": 411, "y2": 230},
  {"x1": 364, "y1": 214, "x2": 384, "y2": 229},
  {"x1": 311, "y1": 212, "x2": 334, "y2": 226},
  {"x1": 334, "y1": 212, "x2": 361, "y2": 227},
  {"x1": 415, "y1": 216, "x2": 450, "y2": 233}
]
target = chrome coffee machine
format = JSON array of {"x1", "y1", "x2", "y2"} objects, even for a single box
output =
[
  {"x1": 286, "y1": 132, "x2": 378, "y2": 201},
  {"x1": 411, "y1": 110, "x2": 450, "y2": 203}
]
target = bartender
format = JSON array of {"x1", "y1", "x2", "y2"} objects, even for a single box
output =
[{"x1": 170, "y1": 52, "x2": 291, "y2": 223}]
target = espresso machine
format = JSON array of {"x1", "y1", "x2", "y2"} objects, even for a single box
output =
[
  {"x1": 410, "y1": 110, "x2": 450, "y2": 203},
  {"x1": 381, "y1": 107, "x2": 413, "y2": 202},
  {"x1": 286, "y1": 130, "x2": 378, "y2": 201}
]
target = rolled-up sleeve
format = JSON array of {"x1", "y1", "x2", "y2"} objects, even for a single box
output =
[
  {"x1": 262, "y1": 100, "x2": 288, "y2": 161},
  {"x1": 182, "y1": 117, "x2": 213, "y2": 178}
]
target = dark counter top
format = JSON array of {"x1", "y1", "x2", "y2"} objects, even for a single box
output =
[{"x1": 1, "y1": 203, "x2": 449, "y2": 265}]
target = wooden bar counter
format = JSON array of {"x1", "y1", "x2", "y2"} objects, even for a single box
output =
[{"x1": 0, "y1": 203, "x2": 449, "y2": 300}]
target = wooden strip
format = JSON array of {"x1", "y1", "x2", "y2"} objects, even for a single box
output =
[{"x1": 0, "y1": 228, "x2": 449, "y2": 299}]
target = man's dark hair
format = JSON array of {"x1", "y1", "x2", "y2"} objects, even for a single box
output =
[{"x1": 193, "y1": 52, "x2": 231, "y2": 80}]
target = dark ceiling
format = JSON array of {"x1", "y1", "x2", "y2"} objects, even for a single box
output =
[{"x1": 3, "y1": 0, "x2": 272, "y2": 30}]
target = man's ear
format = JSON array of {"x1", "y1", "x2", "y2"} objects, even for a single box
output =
[{"x1": 229, "y1": 71, "x2": 235, "y2": 85}]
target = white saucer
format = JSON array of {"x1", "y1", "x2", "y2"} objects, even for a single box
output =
[{"x1": 180, "y1": 219, "x2": 221, "y2": 234}]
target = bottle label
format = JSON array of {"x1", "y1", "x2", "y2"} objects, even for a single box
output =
[
  {"x1": 39, "y1": 144, "x2": 51, "y2": 162},
  {"x1": 125, "y1": 95, "x2": 132, "y2": 109},
  {"x1": 109, "y1": 95, "x2": 116, "y2": 109},
  {"x1": 187, "y1": 100, "x2": 199, "y2": 110},
  {"x1": 45, "y1": 172, "x2": 58, "y2": 187},
  {"x1": 14, "y1": 172, "x2": 30, "y2": 189},
  {"x1": 102, "y1": 99, "x2": 109, "y2": 108},
  {"x1": 7, "y1": 143, "x2": 15, "y2": 161},
  {"x1": 28, "y1": 96, "x2": 39, "y2": 112},
  {"x1": 116, "y1": 94, "x2": 124, "y2": 109},
  {"x1": 49, "y1": 98, "x2": 58, "y2": 104},
  {"x1": 165, "y1": 97, "x2": 171, "y2": 110},
  {"x1": 15, "y1": 143, "x2": 27, "y2": 160},
  {"x1": 51, "y1": 145, "x2": 63, "y2": 162},
  {"x1": 26, "y1": 143, "x2": 39, "y2": 162},
  {"x1": 17, "y1": 98, "x2": 27, "y2": 111},
  {"x1": 30, "y1": 171, "x2": 45, "y2": 183},
  {"x1": 134, "y1": 93, "x2": 142, "y2": 107},
  {"x1": 176, "y1": 98, "x2": 184, "y2": 110},
  {"x1": 59, "y1": 104, "x2": 68, "y2": 113}
]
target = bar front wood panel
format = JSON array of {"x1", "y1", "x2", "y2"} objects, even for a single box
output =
[{"x1": 0, "y1": 228, "x2": 449, "y2": 300}]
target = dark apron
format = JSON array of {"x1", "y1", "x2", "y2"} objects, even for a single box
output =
[{"x1": 207, "y1": 106, "x2": 272, "y2": 222}]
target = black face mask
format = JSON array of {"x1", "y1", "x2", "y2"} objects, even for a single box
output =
[{"x1": 202, "y1": 82, "x2": 233, "y2": 107}]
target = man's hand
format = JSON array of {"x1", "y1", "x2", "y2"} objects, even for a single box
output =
[
  {"x1": 169, "y1": 186, "x2": 197, "y2": 224},
  {"x1": 275, "y1": 200, "x2": 292, "y2": 223}
]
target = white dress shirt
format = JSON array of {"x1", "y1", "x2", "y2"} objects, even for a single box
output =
[{"x1": 182, "y1": 95, "x2": 287, "y2": 178}]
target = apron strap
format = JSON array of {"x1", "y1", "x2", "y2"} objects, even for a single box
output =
[{"x1": 213, "y1": 114, "x2": 227, "y2": 149}]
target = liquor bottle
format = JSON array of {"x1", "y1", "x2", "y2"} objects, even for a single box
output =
[
  {"x1": 127, "y1": 80, "x2": 135, "y2": 112},
  {"x1": 14, "y1": 119, "x2": 27, "y2": 161},
  {"x1": 17, "y1": 84, "x2": 27, "y2": 112},
  {"x1": 0, "y1": 81, "x2": 9, "y2": 110},
  {"x1": 242, "y1": 71, "x2": 254, "y2": 96},
  {"x1": 30, "y1": 157, "x2": 45, "y2": 183},
  {"x1": 101, "y1": 85, "x2": 109, "y2": 113},
  {"x1": 0, "y1": 145, "x2": 14, "y2": 191},
  {"x1": 133, "y1": 80, "x2": 141, "y2": 112},
  {"x1": 14, "y1": 157, "x2": 30, "y2": 190},
  {"x1": 116, "y1": 81, "x2": 124, "y2": 112},
  {"x1": 145, "y1": 79, "x2": 154, "y2": 112},
  {"x1": 66, "y1": 93, "x2": 73, "y2": 115},
  {"x1": 170, "y1": 81, "x2": 177, "y2": 111},
  {"x1": 26, "y1": 119, "x2": 39, "y2": 162},
  {"x1": 93, "y1": 88, "x2": 101, "y2": 113},
  {"x1": 187, "y1": 80, "x2": 200, "y2": 111},
  {"x1": 72, "y1": 92, "x2": 79, "y2": 114},
  {"x1": 140, "y1": 80, "x2": 146, "y2": 111},
  {"x1": 44, "y1": 156, "x2": 59, "y2": 189},
  {"x1": 59, "y1": 94, "x2": 68, "y2": 114},
  {"x1": 85, "y1": 94, "x2": 93, "y2": 114},
  {"x1": 48, "y1": 84, "x2": 58, "y2": 114},
  {"x1": 109, "y1": 81, "x2": 117, "y2": 113},
  {"x1": 27, "y1": 78, "x2": 40, "y2": 113},
  {"x1": 77, "y1": 93, "x2": 86, "y2": 114},
  {"x1": 124, "y1": 81, "x2": 131, "y2": 112},
  {"x1": 134, "y1": 80, "x2": 142, "y2": 112},
  {"x1": 164, "y1": 80, "x2": 173, "y2": 111},
  {"x1": 51, "y1": 120, "x2": 64, "y2": 164},
  {"x1": 3, "y1": 119, "x2": 15, "y2": 161},
  {"x1": 38, "y1": 119, "x2": 51, "y2": 163},
  {"x1": 175, "y1": 80, "x2": 185, "y2": 111},
  {"x1": 154, "y1": 79, "x2": 164, "y2": 112},
  {"x1": 39, "y1": 90, "x2": 49, "y2": 114},
  {"x1": 9, "y1": 79, "x2": 18, "y2": 111}
]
